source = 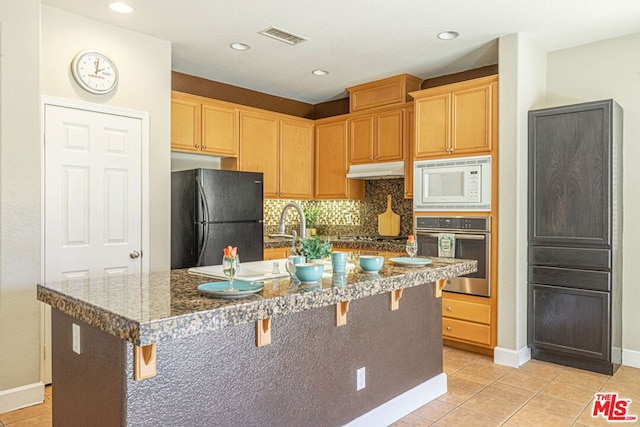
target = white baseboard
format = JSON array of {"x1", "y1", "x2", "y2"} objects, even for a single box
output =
[
  {"x1": 622, "y1": 348, "x2": 640, "y2": 369},
  {"x1": 344, "y1": 373, "x2": 447, "y2": 427},
  {"x1": 494, "y1": 346, "x2": 531, "y2": 368},
  {"x1": 0, "y1": 381, "x2": 45, "y2": 414}
]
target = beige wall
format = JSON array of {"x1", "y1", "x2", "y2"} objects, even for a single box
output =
[
  {"x1": 496, "y1": 33, "x2": 547, "y2": 365},
  {"x1": 41, "y1": 5, "x2": 172, "y2": 272},
  {"x1": 0, "y1": 0, "x2": 42, "y2": 401},
  {"x1": 497, "y1": 31, "x2": 640, "y2": 366},
  {"x1": 547, "y1": 32, "x2": 640, "y2": 359},
  {"x1": 1, "y1": 3, "x2": 171, "y2": 412}
]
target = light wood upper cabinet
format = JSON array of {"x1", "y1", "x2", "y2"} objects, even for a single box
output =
[
  {"x1": 238, "y1": 110, "x2": 279, "y2": 198},
  {"x1": 236, "y1": 109, "x2": 314, "y2": 199},
  {"x1": 279, "y1": 118, "x2": 314, "y2": 199},
  {"x1": 171, "y1": 92, "x2": 200, "y2": 152},
  {"x1": 201, "y1": 102, "x2": 238, "y2": 156},
  {"x1": 349, "y1": 108, "x2": 404, "y2": 164},
  {"x1": 171, "y1": 91, "x2": 238, "y2": 157},
  {"x1": 315, "y1": 117, "x2": 364, "y2": 200},
  {"x1": 412, "y1": 75, "x2": 497, "y2": 159}
]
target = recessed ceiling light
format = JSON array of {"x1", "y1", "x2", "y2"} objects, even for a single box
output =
[
  {"x1": 230, "y1": 42, "x2": 251, "y2": 51},
  {"x1": 437, "y1": 31, "x2": 459, "y2": 40},
  {"x1": 108, "y1": 2, "x2": 134, "y2": 14},
  {"x1": 312, "y1": 69, "x2": 329, "y2": 76}
]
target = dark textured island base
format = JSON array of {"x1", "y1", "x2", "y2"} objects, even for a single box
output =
[{"x1": 52, "y1": 284, "x2": 443, "y2": 427}]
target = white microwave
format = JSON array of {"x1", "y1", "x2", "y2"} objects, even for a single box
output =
[{"x1": 413, "y1": 155, "x2": 491, "y2": 211}]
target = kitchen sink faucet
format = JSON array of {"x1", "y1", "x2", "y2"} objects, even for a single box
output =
[{"x1": 277, "y1": 201, "x2": 306, "y2": 253}]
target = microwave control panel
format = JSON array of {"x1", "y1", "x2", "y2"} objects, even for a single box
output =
[{"x1": 415, "y1": 216, "x2": 491, "y2": 232}]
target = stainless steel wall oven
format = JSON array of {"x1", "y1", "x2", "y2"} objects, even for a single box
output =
[{"x1": 414, "y1": 216, "x2": 491, "y2": 297}]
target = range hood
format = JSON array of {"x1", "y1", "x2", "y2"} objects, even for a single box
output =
[{"x1": 346, "y1": 161, "x2": 405, "y2": 180}]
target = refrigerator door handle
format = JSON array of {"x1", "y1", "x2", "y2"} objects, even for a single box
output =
[
  {"x1": 195, "y1": 175, "x2": 210, "y2": 224},
  {"x1": 197, "y1": 222, "x2": 210, "y2": 267}
]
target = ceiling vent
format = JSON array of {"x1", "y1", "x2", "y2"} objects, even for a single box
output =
[{"x1": 259, "y1": 27, "x2": 308, "y2": 45}]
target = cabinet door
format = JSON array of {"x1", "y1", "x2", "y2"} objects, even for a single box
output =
[
  {"x1": 414, "y1": 93, "x2": 450, "y2": 158},
  {"x1": 201, "y1": 101, "x2": 237, "y2": 157},
  {"x1": 375, "y1": 110, "x2": 404, "y2": 161},
  {"x1": 451, "y1": 82, "x2": 494, "y2": 154},
  {"x1": 171, "y1": 93, "x2": 200, "y2": 152},
  {"x1": 315, "y1": 119, "x2": 349, "y2": 199},
  {"x1": 529, "y1": 284, "x2": 610, "y2": 361},
  {"x1": 280, "y1": 119, "x2": 314, "y2": 199},
  {"x1": 403, "y1": 108, "x2": 414, "y2": 198},
  {"x1": 529, "y1": 102, "x2": 611, "y2": 247},
  {"x1": 239, "y1": 110, "x2": 279, "y2": 198},
  {"x1": 349, "y1": 115, "x2": 374, "y2": 164}
]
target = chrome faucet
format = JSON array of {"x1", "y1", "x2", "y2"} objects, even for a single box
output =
[{"x1": 277, "y1": 201, "x2": 306, "y2": 245}]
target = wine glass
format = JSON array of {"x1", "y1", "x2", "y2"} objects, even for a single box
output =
[
  {"x1": 222, "y1": 254, "x2": 239, "y2": 291},
  {"x1": 406, "y1": 241, "x2": 418, "y2": 260}
]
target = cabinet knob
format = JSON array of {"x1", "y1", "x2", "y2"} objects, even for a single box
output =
[
  {"x1": 375, "y1": 155, "x2": 379, "y2": 159},
  {"x1": 194, "y1": 144, "x2": 200, "y2": 148},
  {"x1": 446, "y1": 306, "x2": 452, "y2": 311},
  {"x1": 446, "y1": 326, "x2": 452, "y2": 331},
  {"x1": 202, "y1": 145, "x2": 207, "y2": 149},
  {"x1": 368, "y1": 156, "x2": 373, "y2": 160}
]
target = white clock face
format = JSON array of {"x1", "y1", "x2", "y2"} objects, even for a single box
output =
[{"x1": 71, "y1": 51, "x2": 119, "y2": 94}]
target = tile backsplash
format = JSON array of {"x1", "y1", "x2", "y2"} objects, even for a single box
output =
[{"x1": 264, "y1": 178, "x2": 413, "y2": 237}]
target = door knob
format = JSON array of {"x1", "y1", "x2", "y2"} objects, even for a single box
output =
[{"x1": 130, "y1": 250, "x2": 141, "y2": 259}]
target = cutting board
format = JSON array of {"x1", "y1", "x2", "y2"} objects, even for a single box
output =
[{"x1": 378, "y1": 194, "x2": 400, "y2": 236}]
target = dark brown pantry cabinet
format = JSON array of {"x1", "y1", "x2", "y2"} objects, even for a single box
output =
[{"x1": 528, "y1": 99, "x2": 622, "y2": 375}]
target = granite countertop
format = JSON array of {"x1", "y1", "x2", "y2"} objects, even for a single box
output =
[{"x1": 37, "y1": 257, "x2": 476, "y2": 346}]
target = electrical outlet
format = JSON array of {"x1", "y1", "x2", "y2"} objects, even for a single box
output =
[
  {"x1": 72, "y1": 323, "x2": 81, "y2": 354},
  {"x1": 356, "y1": 367, "x2": 366, "y2": 391},
  {"x1": 345, "y1": 214, "x2": 353, "y2": 224}
]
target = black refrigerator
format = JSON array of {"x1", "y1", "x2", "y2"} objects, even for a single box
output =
[{"x1": 171, "y1": 168, "x2": 264, "y2": 269}]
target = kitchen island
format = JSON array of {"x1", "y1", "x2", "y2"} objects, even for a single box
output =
[{"x1": 37, "y1": 258, "x2": 476, "y2": 427}]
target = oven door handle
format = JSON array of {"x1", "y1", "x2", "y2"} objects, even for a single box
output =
[{"x1": 416, "y1": 232, "x2": 487, "y2": 241}]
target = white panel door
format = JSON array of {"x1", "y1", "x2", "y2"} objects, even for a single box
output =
[
  {"x1": 44, "y1": 105, "x2": 142, "y2": 281},
  {"x1": 42, "y1": 104, "x2": 143, "y2": 384}
]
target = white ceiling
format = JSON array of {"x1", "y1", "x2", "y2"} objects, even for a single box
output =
[{"x1": 42, "y1": 0, "x2": 640, "y2": 104}]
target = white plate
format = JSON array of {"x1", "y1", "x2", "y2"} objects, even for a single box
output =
[
  {"x1": 389, "y1": 257, "x2": 433, "y2": 267},
  {"x1": 197, "y1": 281, "x2": 264, "y2": 298}
]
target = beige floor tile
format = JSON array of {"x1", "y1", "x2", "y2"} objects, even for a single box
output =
[
  {"x1": 411, "y1": 399, "x2": 457, "y2": 422},
  {"x1": 391, "y1": 413, "x2": 434, "y2": 426},
  {"x1": 517, "y1": 359, "x2": 566, "y2": 380},
  {"x1": 433, "y1": 406, "x2": 503, "y2": 427},
  {"x1": 496, "y1": 370, "x2": 554, "y2": 393},
  {"x1": 539, "y1": 379, "x2": 598, "y2": 406},
  {"x1": 459, "y1": 390, "x2": 525, "y2": 421},
  {"x1": 506, "y1": 404, "x2": 578, "y2": 427},
  {"x1": 450, "y1": 362, "x2": 510, "y2": 386},
  {"x1": 436, "y1": 376, "x2": 486, "y2": 405},
  {"x1": 0, "y1": 400, "x2": 51, "y2": 425},
  {"x1": 478, "y1": 381, "x2": 537, "y2": 404},
  {"x1": 505, "y1": 393, "x2": 586, "y2": 426},
  {"x1": 3, "y1": 411, "x2": 52, "y2": 427},
  {"x1": 443, "y1": 348, "x2": 487, "y2": 365},
  {"x1": 443, "y1": 357, "x2": 472, "y2": 375},
  {"x1": 555, "y1": 367, "x2": 609, "y2": 391}
]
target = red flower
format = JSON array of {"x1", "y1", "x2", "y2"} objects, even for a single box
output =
[
  {"x1": 407, "y1": 235, "x2": 415, "y2": 243},
  {"x1": 223, "y1": 246, "x2": 237, "y2": 258}
]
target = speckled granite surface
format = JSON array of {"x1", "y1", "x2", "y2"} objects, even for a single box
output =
[{"x1": 37, "y1": 258, "x2": 476, "y2": 346}]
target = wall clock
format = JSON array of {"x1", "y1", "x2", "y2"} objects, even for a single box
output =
[{"x1": 70, "y1": 50, "x2": 119, "y2": 95}]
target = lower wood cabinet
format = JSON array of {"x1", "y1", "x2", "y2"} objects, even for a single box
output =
[
  {"x1": 442, "y1": 296, "x2": 493, "y2": 349},
  {"x1": 263, "y1": 247, "x2": 291, "y2": 260}
]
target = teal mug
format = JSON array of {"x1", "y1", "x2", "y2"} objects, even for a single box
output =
[{"x1": 286, "y1": 255, "x2": 306, "y2": 278}]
